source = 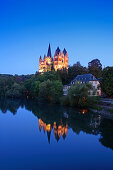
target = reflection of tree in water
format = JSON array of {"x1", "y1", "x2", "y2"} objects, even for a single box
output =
[
  {"x1": 0, "y1": 98, "x2": 24, "y2": 114},
  {"x1": 99, "y1": 119, "x2": 113, "y2": 150},
  {"x1": 0, "y1": 98, "x2": 113, "y2": 150},
  {"x1": 67, "y1": 109, "x2": 102, "y2": 136}
]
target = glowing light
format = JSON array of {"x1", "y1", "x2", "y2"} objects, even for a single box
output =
[{"x1": 81, "y1": 109, "x2": 87, "y2": 114}]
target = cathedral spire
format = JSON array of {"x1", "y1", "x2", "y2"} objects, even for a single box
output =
[
  {"x1": 56, "y1": 47, "x2": 60, "y2": 55},
  {"x1": 47, "y1": 43, "x2": 52, "y2": 58},
  {"x1": 63, "y1": 48, "x2": 67, "y2": 56}
]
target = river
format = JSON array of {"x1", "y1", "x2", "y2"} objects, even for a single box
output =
[{"x1": 0, "y1": 99, "x2": 113, "y2": 170}]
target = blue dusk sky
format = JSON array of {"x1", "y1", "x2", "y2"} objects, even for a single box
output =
[{"x1": 0, "y1": 0, "x2": 113, "y2": 75}]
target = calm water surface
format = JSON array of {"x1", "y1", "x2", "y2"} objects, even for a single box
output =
[{"x1": 0, "y1": 99, "x2": 113, "y2": 170}]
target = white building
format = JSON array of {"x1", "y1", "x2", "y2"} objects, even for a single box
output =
[{"x1": 63, "y1": 74, "x2": 101, "y2": 96}]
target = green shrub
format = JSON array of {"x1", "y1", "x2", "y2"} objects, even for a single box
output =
[{"x1": 65, "y1": 83, "x2": 100, "y2": 108}]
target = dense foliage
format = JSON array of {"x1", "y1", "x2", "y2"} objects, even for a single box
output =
[
  {"x1": 0, "y1": 72, "x2": 63, "y2": 103},
  {"x1": 0, "y1": 75, "x2": 26, "y2": 98},
  {"x1": 101, "y1": 67, "x2": 113, "y2": 97},
  {"x1": 88, "y1": 59, "x2": 102, "y2": 78},
  {"x1": 39, "y1": 80, "x2": 63, "y2": 103},
  {"x1": 60, "y1": 83, "x2": 98, "y2": 108}
]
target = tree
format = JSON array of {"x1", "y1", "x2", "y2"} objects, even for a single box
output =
[
  {"x1": 74, "y1": 61, "x2": 81, "y2": 67},
  {"x1": 0, "y1": 76, "x2": 16, "y2": 98},
  {"x1": 101, "y1": 67, "x2": 113, "y2": 97},
  {"x1": 39, "y1": 80, "x2": 53, "y2": 101},
  {"x1": 39, "y1": 80, "x2": 63, "y2": 102},
  {"x1": 52, "y1": 80, "x2": 63, "y2": 102},
  {"x1": 68, "y1": 64, "x2": 88, "y2": 83},
  {"x1": 68, "y1": 83, "x2": 90, "y2": 107},
  {"x1": 6, "y1": 83, "x2": 25, "y2": 98},
  {"x1": 24, "y1": 79, "x2": 32, "y2": 97},
  {"x1": 56, "y1": 69, "x2": 68, "y2": 85},
  {"x1": 31, "y1": 81, "x2": 40, "y2": 97},
  {"x1": 60, "y1": 82, "x2": 98, "y2": 108},
  {"x1": 88, "y1": 59, "x2": 102, "y2": 78},
  {"x1": 0, "y1": 77, "x2": 7, "y2": 97},
  {"x1": 35, "y1": 72, "x2": 58, "y2": 82}
]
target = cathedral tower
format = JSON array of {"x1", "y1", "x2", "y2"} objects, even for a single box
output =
[
  {"x1": 39, "y1": 44, "x2": 53, "y2": 73},
  {"x1": 54, "y1": 47, "x2": 68, "y2": 71}
]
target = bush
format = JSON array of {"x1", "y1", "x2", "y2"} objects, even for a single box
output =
[
  {"x1": 62, "y1": 83, "x2": 100, "y2": 108},
  {"x1": 68, "y1": 84, "x2": 89, "y2": 107}
]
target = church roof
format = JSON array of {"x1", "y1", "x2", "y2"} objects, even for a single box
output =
[
  {"x1": 56, "y1": 47, "x2": 61, "y2": 55},
  {"x1": 63, "y1": 48, "x2": 67, "y2": 56},
  {"x1": 47, "y1": 43, "x2": 52, "y2": 58},
  {"x1": 71, "y1": 74, "x2": 97, "y2": 84}
]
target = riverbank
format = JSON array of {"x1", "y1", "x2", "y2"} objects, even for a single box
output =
[{"x1": 91, "y1": 98, "x2": 113, "y2": 119}]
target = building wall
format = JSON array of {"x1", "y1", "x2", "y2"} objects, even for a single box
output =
[
  {"x1": 39, "y1": 56, "x2": 53, "y2": 73},
  {"x1": 89, "y1": 80, "x2": 100, "y2": 90},
  {"x1": 89, "y1": 81, "x2": 101, "y2": 96},
  {"x1": 54, "y1": 51, "x2": 68, "y2": 71}
]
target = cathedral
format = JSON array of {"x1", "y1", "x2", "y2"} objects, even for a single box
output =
[{"x1": 39, "y1": 44, "x2": 68, "y2": 73}]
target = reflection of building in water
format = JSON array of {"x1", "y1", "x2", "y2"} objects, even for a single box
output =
[
  {"x1": 53, "y1": 122, "x2": 68, "y2": 142},
  {"x1": 81, "y1": 109, "x2": 88, "y2": 114},
  {"x1": 38, "y1": 113, "x2": 102, "y2": 143},
  {"x1": 90, "y1": 115, "x2": 101, "y2": 128},
  {"x1": 39, "y1": 119, "x2": 68, "y2": 143},
  {"x1": 90, "y1": 115, "x2": 102, "y2": 134}
]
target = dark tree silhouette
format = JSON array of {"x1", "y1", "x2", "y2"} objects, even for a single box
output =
[
  {"x1": 88, "y1": 59, "x2": 102, "y2": 78},
  {"x1": 101, "y1": 67, "x2": 113, "y2": 97}
]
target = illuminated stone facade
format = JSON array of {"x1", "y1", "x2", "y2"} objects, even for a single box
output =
[
  {"x1": 39, "y1": 44, "x2": 68, "y2": 73},
  {"x1": 54, "y1": 47, "x2": 68, "y2": 71}
]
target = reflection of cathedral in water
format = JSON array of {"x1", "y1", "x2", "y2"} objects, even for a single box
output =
[
  {"x1": 39, "y1": 119, "x2": 68, "y2": 143},
  {"x1": 1, "y1": 98, "x2": 113, "y2": 151}
]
